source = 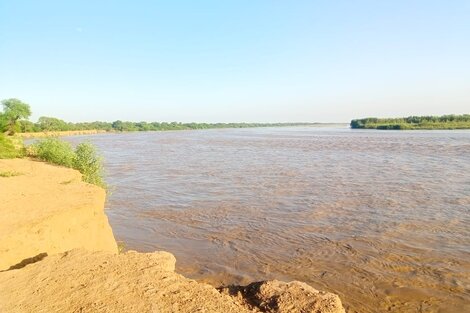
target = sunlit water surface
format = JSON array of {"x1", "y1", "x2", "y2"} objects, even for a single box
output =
[{"x1": 65, "y1": 127, "x2": 470, "y2": 313}]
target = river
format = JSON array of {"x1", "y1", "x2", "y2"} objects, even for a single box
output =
[{"x1": 65, "y1": 127, "x2": 470, "y2": 313}]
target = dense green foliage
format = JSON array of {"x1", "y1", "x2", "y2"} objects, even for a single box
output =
[
  {"x1": 0, "y1": 98, "x2": 32, "y2": 135},
  {"x1": 32, "y1": 138, "x2": 76, "y2": 167},
  {"x1": 31, "y1": 138, "x2": 106, "y2": 188},
  {"x1": 18, "y1": 117, "x2": 318, "y2": 133},
  {"x1": 72, "y1": 143, "x2": 105, "y2": 188},
  {"x1": 0, "y1": 134, "x2": 22, "y2": 159},
  {"x1": 351, "y1": 114, "x2": 470, "y2": 130},
  {"x1": 2, "y1": 98, "x2": 317, "y2": 134}
]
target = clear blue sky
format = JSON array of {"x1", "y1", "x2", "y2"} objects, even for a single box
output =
[{"x1": 1, "y1": 1, "x2": 469, "y2": 123}]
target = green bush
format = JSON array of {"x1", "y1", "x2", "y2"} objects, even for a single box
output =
[
  {"x1": 31, "y1": 138, "x2": 106, "y2": 188},
  {"x1": 0, "y1": 134, "x2": 22, "y2": 159},
  {"x1": 33, "y1": 138, "x2": 75, "y2": 167},
  {"x1": 73, "y1": 142, "x2": 105, "y2": 188}
]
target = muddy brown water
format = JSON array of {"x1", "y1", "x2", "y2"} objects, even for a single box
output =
[{"x1": 64, "y1": 127, "x2": 470, "y2": 313}]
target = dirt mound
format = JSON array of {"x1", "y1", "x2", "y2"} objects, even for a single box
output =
[
  {"x1": 220, "y1": 280, "x2": 345, "y2": 313},
  {"x1": 0, "y1": 249, "x2": 345, "y2": 313},
  {"x1": 0, "y1": 249, "x2": 251, "y2": 313}
]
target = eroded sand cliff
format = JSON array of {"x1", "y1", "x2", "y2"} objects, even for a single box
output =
[
  {"x1": 0, "y1": 158, "x2": 117, "y2": 271},
  {"x1": 0, "y1": 159, "x2": 345, "y2": 313}
]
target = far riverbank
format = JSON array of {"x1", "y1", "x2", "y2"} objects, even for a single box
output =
[{"x1": 16, "y1": 129, "x2": 109, "y2": 138}]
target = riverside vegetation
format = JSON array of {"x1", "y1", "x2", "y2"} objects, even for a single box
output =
[
  {"x1": 31, "y1": 139, "x2": 106, "y2": 188},
  {"x1": 1, "y1": 98, "x2": 317, "y2": 135},
  {"x1": 20, "y1": 118, "x2": 319, "y2": 132},
  {"x1": 0, "y1": 98, "x2": 105, "y2": 188},
  {"x1": 351, "y1": 114, "x2": 470, "y2": 130}
]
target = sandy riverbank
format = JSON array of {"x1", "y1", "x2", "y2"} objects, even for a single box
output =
[
  {"x1": 0, "y1": 159, "x2": 345, "y2": 313},
  {"x1": 16, "y1": 129, "x2": 109, "y2": 138}
]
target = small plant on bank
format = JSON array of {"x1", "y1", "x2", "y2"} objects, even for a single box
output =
[
  {"x1": 117, "y1": 241, "x2": 127, "y2": 254},
  {"x1": 73, "y1": 142, "x2": 106, "y2": 188}
]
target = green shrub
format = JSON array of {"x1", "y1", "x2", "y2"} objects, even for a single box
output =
[
  {"x1": 33, "y1": 138, "x2": 75, "y2": 167},
  {"x1": 31, "y1": 138, "x2": 106, "y2": 188},
  {"x1": 0, "y1": 134, "x2": 21, "y2": 159},
  {"x1": 73, "y1": 142, "x2": 106, "y2": 188}
]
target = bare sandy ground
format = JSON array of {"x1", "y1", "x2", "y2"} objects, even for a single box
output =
[
  {"x1": 0, "y1": 158, "x2": 117, "y2": 271},
  {"x1": 0, "y1": 158, "x2": 345, "y2": 313}
]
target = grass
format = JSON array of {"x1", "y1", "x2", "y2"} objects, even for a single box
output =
[{"x1": 0, "y1": 171, "x2": 23, "y2": 177}]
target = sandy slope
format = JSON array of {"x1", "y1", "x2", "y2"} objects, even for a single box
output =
[
  {"x1": 0, "y1": 158, "x2": 345, "y2": 313},
  {"x1": 0, "y1": 249, "x2": 253, "y2": 313},
  {"x1": 0, "y1": 159, "x2": 117, "y2": 271},
  {"x1": 0, "y1": 249, "x2": 344, "y2": 313}
]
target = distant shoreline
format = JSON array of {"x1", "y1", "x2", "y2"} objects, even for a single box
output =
[
  {"x1": 16, "y1": 123, "x2": 349, "y2": 138},
  {"x1": 351, "y1": 114, "x2": 470, "y2": 130},
  {"x1": 16, "y1": 129, "x2": 109, "y2": 138}
]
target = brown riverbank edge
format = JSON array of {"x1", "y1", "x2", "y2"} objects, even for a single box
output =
[
  {"x1": 16, "y1": 129, "x2": 110, "y2": 138},
  {"x1": 0, "y1": 159, "x2": 345, "y2": 313}
]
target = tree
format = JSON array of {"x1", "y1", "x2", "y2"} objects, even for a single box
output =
[
  {"x1": 18, "y1": 120, "x2": 38, "y2": 133},
  {"x1": 1, "y1": 98, "x2": 32, "y2": 135},
  {"x1": 112, "y1": 120, "x2": 124, "y2": 131},
  {"x1": 38, "y1": 116, "x2": 68, "y2": 131}
]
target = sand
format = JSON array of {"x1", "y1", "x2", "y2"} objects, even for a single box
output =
[{"x1": 0, "y1": 158, "x2": 117, "y2": 271}]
